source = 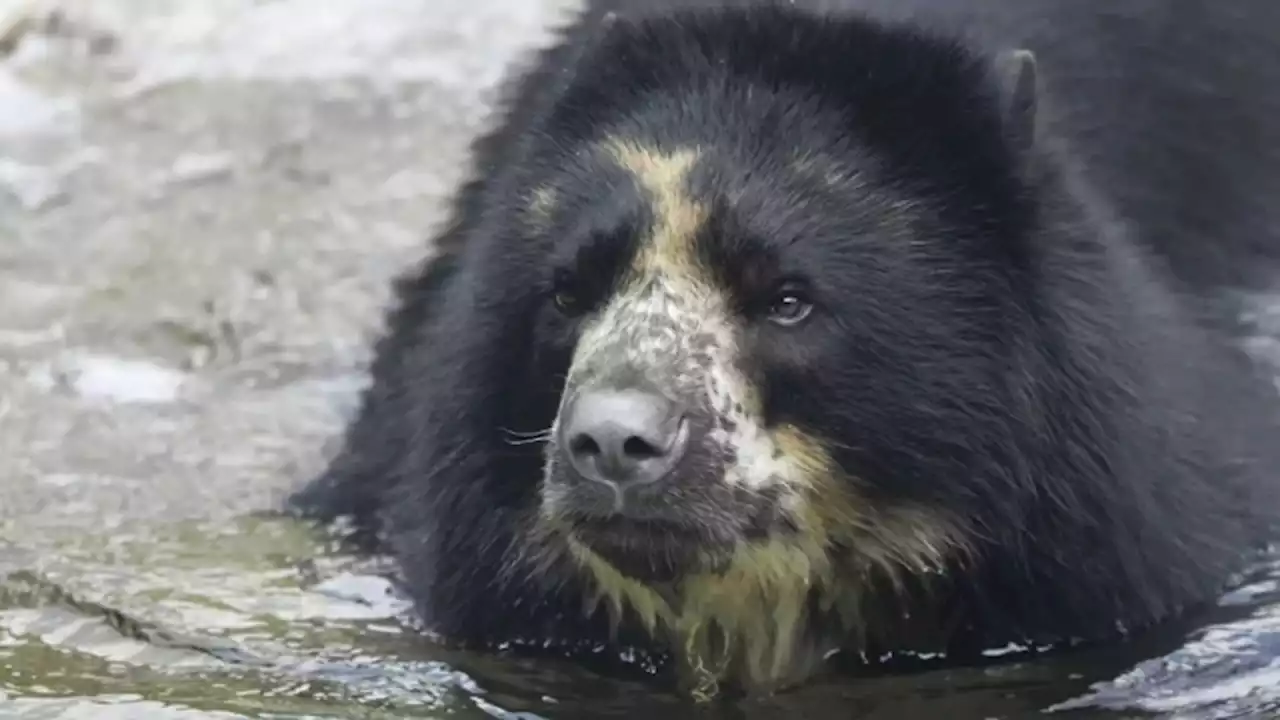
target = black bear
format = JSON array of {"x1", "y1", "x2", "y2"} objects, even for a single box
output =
[{"x1": 289, "y1": 0, "x2": 1280, "y2": 699}]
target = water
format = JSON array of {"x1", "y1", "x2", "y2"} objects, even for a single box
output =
[{"x1": 1, "y1": 1, "x2": 1279, "y2": 718}]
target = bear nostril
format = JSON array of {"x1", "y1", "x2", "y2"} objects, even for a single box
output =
[
  {"x1": 569, "y1": 433, "x2": 601, "y2": 458},
  {"x1": 622, "y1": 435, "x2": 663, "y2": 459}
]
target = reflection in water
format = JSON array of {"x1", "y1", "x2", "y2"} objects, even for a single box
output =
[
  {"x1": 2, "y1": 0, "x2": 1280, "y2": 718},
  {"x1": 0, "y1": 517, "x2": 489, "y2": 718},
  {"x1": 1, "y1": 515, "x2": 1279, "y2": 719}
]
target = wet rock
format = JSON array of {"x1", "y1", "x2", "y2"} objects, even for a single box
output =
[
  {"x1": 0, "y1": 156, "x2": 69, "y2": 210},
  {"x1": 160, "y1": 151, "x2": 235, "y2": 187},
  {"x1": 35, "y1": 351, "x2": 191, "y2": 405},
  {"x1": 0, "y1": 66, "x2": 77, "y2": 137},
  {"x1": 0, "y1": 1, "x2": 38, "y2": 57}
]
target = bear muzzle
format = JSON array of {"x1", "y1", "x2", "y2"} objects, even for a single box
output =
[{"x1": 541, "y1": 381, "x2": 759, "y2": 580}]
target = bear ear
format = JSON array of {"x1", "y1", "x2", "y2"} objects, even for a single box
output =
[{"x1": 993, "y1": 48, "x2": 1039, "y2": 155}]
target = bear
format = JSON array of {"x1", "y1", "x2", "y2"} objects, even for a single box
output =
[{"x1": 288, "y1": 0, "x2": 1280, "y2": 701}]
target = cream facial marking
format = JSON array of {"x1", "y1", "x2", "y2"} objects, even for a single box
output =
[{"x1": 549, "y1": 137, "x2": 811, "y2": 494}]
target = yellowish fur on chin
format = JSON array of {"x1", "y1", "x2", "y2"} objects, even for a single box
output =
[
  {"x1": 564, "y1": 528, "x2": 843, "y2": 700},
  {"x1": 531, "y1": 428, "x2": 971, "y2": 701}
]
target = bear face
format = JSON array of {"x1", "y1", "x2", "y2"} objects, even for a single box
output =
[
  {"x1": 532, "y1": 136, "x2": 982, "y2": 583},
  {"x1": 527, "y1": 136, "x2": 994, "y2": 580}
]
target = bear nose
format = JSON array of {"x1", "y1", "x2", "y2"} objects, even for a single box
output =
[{"x1": 560, "y1": 388, "x2": 689, "y2": 488}]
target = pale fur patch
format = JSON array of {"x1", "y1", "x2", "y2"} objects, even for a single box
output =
[{"x1": 524, "y1": 184, "x2": 558, "y2": 231}]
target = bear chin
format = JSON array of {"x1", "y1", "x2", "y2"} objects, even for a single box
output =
[{"x1": 538, "y1": 467, "x2": 792, "y2": 584}]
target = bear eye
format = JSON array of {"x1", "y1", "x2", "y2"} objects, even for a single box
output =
[
  {"x1": 766, "y1": 284, "x2": 814, "y2": 326},
  {"x1": 553, "y1": 289, "x2": 581, "y2": 315},
  {"x1": 551, "y1": 269, "x2": 586, "y2": 316}
]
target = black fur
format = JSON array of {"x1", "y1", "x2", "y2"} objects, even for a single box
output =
[{"x1": 289, "y1": 0, "x2": 1280, "y2": 687}]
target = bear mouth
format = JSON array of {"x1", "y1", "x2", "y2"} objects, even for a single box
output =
[{"x1": 567, "y1": 515, "x2": 736, "y2": 583}]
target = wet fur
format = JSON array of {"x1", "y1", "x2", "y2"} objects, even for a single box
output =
[{"x1": 289, "y1": 0, "x2": 1280, "y2": 698}]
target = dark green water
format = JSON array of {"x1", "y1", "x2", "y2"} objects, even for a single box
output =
[{"x1": 2, "y1": 515, "x2": 1278, "y2": 719}]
